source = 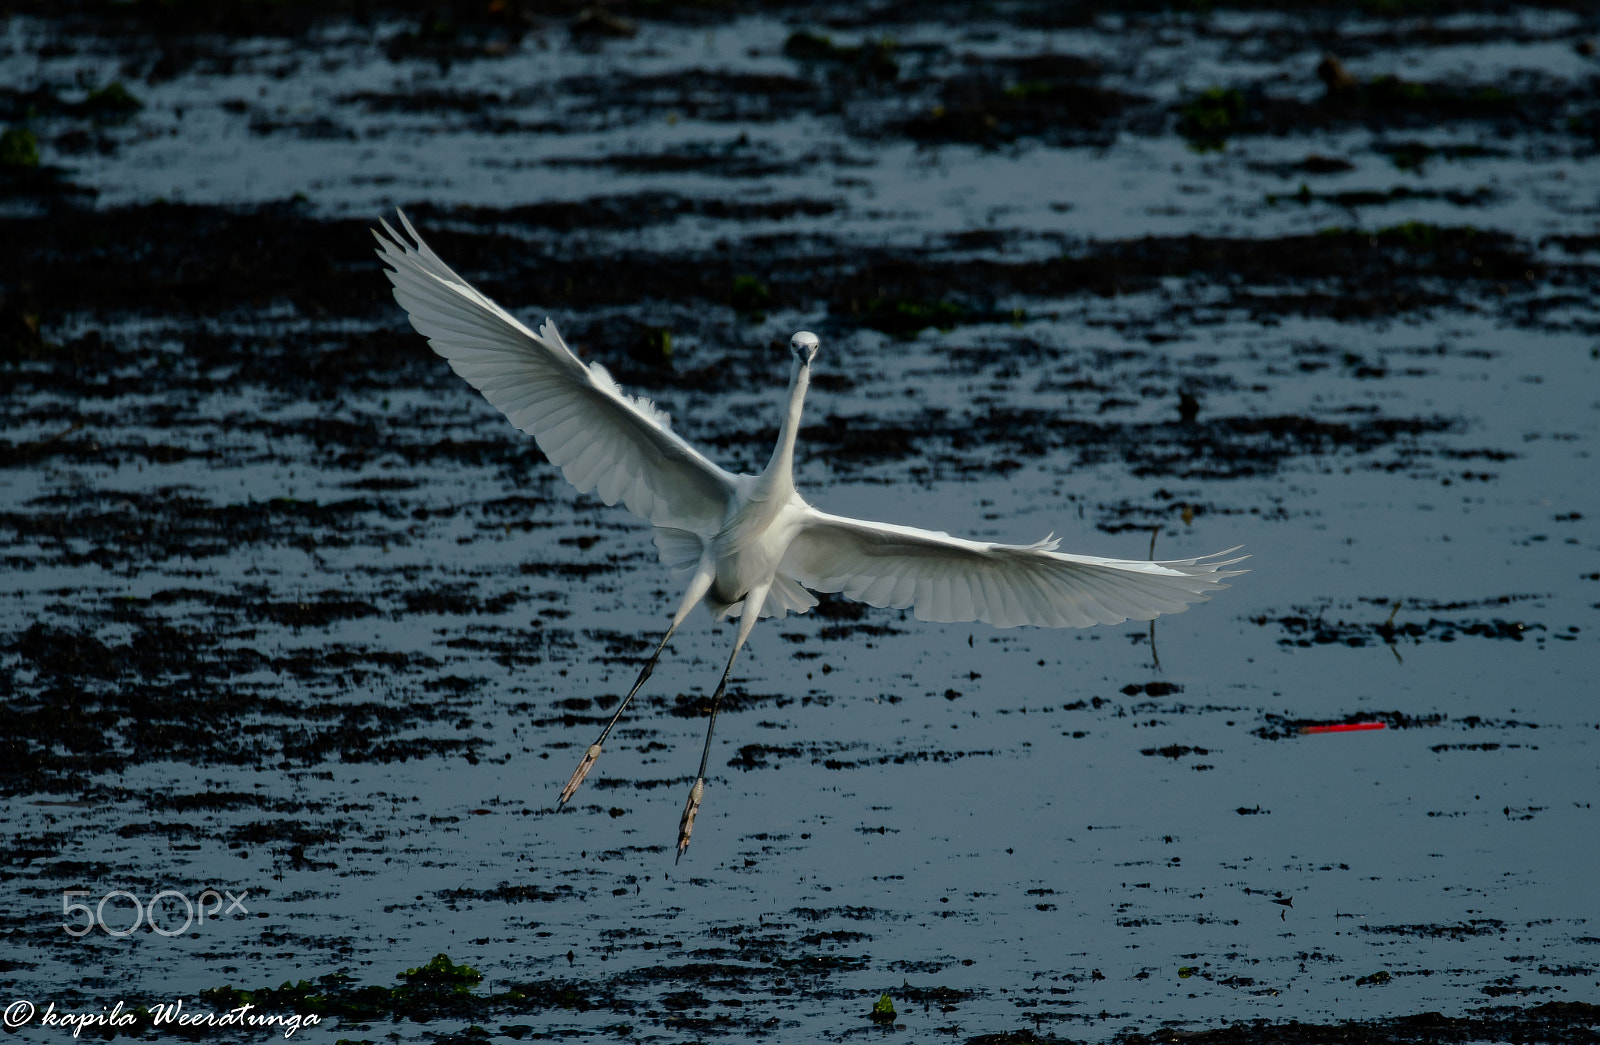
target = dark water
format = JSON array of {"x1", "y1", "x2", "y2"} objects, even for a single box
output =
[{"x1": 3, "y1": 4, "x2": 1598, "y2": 1041}]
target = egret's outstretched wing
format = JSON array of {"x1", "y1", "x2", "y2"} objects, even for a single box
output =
[
  {"x1": 374, "y1": 210, "x2": 737, "y2": 535},
  {"x1": 782, "y1": 510, "x2": 1247, "y2": 629}
]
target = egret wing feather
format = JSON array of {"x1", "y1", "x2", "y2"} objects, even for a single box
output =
[
  {"x1": 374, "y1": 211, "x2": 736, "y2": 535},
  {"x1": 782, "y1": 510, "x2": 1248, "y2": 629}
]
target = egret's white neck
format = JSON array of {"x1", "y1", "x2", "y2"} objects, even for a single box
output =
[{"x1": 759, "y1": 357, "x2": 811, "y2": 490}]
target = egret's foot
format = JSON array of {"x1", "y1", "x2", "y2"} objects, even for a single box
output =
[
  {"x1": 558, "y1": 743, "x2": 602, "y2": 808},
  {"x1": 676, "y1": 777, "x2": 705, "y2": 862}
]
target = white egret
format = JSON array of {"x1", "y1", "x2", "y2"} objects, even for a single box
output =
[{"x1": 374, "y1": 211, "x2": 1246, "y2": 858}]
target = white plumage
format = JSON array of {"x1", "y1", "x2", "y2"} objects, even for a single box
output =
[
  {"x1": 374, "y1": 210, "x2": 1247, "y2": 857},
  {"x1": 376, "y1": 213, "x2": 735, "y2": 535}
]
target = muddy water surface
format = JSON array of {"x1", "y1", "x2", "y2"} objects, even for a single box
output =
[{"x1": 2, "y1": 3, "x2": 1599, "y2": 1042}]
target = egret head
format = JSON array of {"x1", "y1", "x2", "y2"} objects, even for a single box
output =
[{"x1": 790, "y1": 331, "x2": 820, "y2": 367}]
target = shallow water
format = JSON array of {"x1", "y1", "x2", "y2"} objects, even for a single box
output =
[{"x1": 2, "y1": 4, "x2": 1598, "y2": 1042}]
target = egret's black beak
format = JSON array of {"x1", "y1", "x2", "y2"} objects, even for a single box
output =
[{"x1": 790, "y1": 331, "x2": 820, "y2": 367}]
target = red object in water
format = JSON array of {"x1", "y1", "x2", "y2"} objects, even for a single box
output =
[{"x1": 1301, "y1": 722, "x2": 1387, "y2": 734}]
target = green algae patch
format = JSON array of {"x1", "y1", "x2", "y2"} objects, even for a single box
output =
[
  {"x1": 782, "y1": 31, "x2": 898, "y2": 81},
  {"x1": 730, "y1": 274, "x2": 772, "y2": 318},
  {"x1": 202, "y1": 954, "x2": 487, "y2": 1025},
  {"x1": 0, "y1": 127, "x2": 40, "y2": 169},
  {"x1": 1177, "y1": 87, "x2": 1246, "y2": 151},
  {"x1": 855, "y1": 295, "x2": 966, "y2": 338},
  {"x1": 83, "y1": 82, "x2": 144, "y2": 118}
]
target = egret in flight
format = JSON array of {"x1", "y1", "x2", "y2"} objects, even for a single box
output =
[{"x1": 374, "y1": 211, "x2": 1246, "y2": 858}]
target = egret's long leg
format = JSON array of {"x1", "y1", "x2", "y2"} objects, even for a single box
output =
[
  {"x1": 558, "y1": 564, "x2": 713, "y2": 808},
  {"x1": 677, "y1": 583, "x2": 769, "y2": 861}
]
